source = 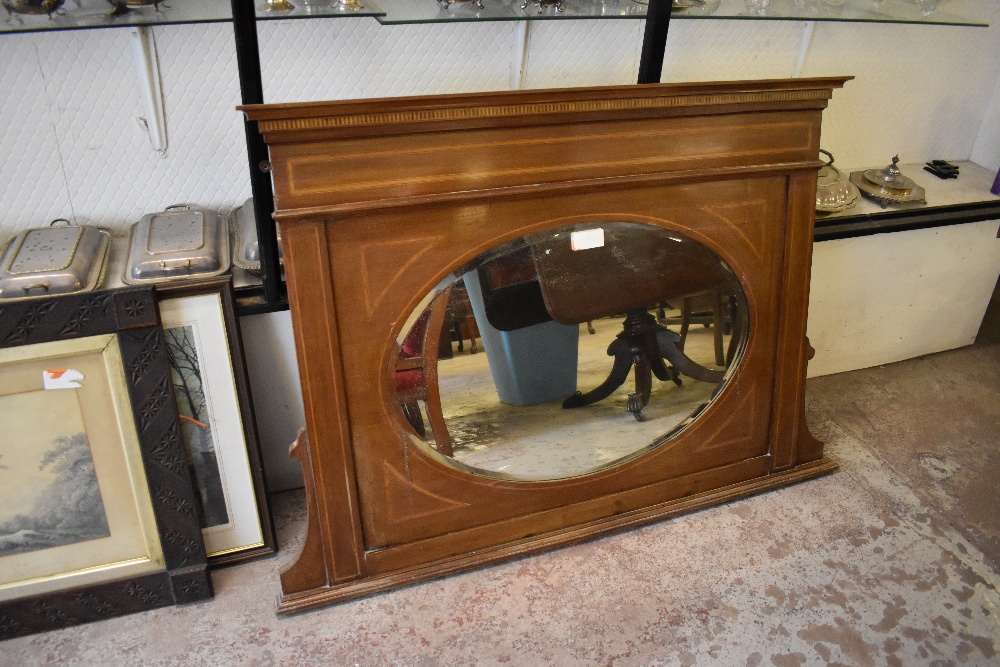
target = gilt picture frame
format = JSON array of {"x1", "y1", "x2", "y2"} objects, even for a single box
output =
[
  {"x1": 154, "y1": 278, "x2": 276, "y2": 566},
  {"x1": 0, "y1": 287, "x2": 212, "y2": 640}
]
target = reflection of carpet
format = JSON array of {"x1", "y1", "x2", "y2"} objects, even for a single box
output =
[{"x1": 434, "y1": 314, "x2": 729, "y2": 480}]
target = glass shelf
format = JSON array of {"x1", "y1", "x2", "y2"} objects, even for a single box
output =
[
  {"x1": 0, "y1": 0, "x2": 389, "y2": 34},
  {"x1": 1, "y1": 0, "x2": 985, "y2": 33},
  {"x1": 0, "y1": 0, "x2": 232, "y2": 34},
  {"x1": 376, "y1": 0, "x2": 645, "y2": 25},
  {"x1": 667, "y1": 0, "x2": 987, "y2": 27},
  {"x1": 375, "y1": 0, "x2": 986, "y2": 26},
  {"x1": 255, "y1": 0, "x2": 384, "y2": 21}
]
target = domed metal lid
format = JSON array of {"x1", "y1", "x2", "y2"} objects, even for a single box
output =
[
  {"x1": 862, "y1": 155, "x2": 916, "y2": 193},
  {"x1": 816, "y1": 149, "x2": 860, "y2": 213},
  {"x1": 850, "y1": 156, "x2": 926, "y2": 209}
]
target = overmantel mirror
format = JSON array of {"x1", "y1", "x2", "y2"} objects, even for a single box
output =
[{"x1": 241, "y1": 76, "x2": 850, "y2": 613}]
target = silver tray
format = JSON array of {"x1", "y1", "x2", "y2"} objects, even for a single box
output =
[
  {"x1": 0, "y1": 220, "x2": 110, "y2": 302},
  {"x1": 849, "y1": 171, "x2": 926, "y2": 209},
  {"x1": 123, "y1": 204, "x2": 230, "y2": 285}
]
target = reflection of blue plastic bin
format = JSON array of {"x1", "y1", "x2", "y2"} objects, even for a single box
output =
[{"x1": 464, "y1": 269, "x2": 579, "y2": 406}]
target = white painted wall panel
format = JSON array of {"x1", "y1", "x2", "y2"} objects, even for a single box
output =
[
  {"x1": 3, "y1": 16, "x2": 998, "y2": 237},
  {"x1": 661, "y1": 19, "x2": 804, "y2": 82},
  {"x1": 15, "y1": 25, "x2": 249, "y2": 236},
  {"x1": 807, "y1": 221, "x2": 1000, "y2": 378},
  {"x1": 239, "y1": 310, "x2": 308, "y2": 492},
  {"x1": 258, "y1": 18, "x2": 513, "y2": 102},
  {"x1": 971, "y1": 71, "x2": 1000, "y2": 173},
  {"x1": 0, "y1": 34, "x2": 74, "y2": 234},
  {"x1": 522, "y1": 19, "x2": 643, "y2": 89},
  {"x1": 1, "y1": 25, "x2": 249, "y2": 236},
  {"x1": 801, "y1": 18, "x2": 1000, "y2": 169}
]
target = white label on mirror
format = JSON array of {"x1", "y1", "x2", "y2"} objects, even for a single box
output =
[{"x1": 571, "y1": 228, "x2": 604, "y2": 251}]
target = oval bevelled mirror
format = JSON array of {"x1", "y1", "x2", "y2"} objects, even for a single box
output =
[{"x1": 392, "y1": 221, "x2": 749, "y2": 481}]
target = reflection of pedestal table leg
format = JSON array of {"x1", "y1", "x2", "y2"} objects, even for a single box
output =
[{"x1": 563, "y1": 309, "x2": 724, "y2": 422}]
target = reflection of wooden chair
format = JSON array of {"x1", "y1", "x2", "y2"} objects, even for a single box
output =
[
  {"x1": 395, "y1": 287, "x2": 453, "y2": 456},
  {"x1": 677, "y1": 289, "x2": 742, "y2": 368},
  {"x1": 447, "y1": 284, "x2": 480, "y2": 354}
]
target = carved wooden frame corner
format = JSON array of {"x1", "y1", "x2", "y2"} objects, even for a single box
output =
[{"x1": 0, "y1": 287, "x2": 212, "y2": 640}]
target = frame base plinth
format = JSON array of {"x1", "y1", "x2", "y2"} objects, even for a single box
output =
[{"x1": 276, "y1": 456, "x2": 838, "y2": 615}]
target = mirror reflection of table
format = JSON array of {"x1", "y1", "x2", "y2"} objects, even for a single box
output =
[
  {"x1": 461, "y1": 224, "x2": 736, "y2": 420},
  {"x1": 529, "y1": 223, "x2": 733, "y2": 419}
]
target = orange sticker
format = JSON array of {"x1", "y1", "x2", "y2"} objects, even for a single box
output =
[{"x1": 43, "y1": 368, "x2": 84, "y2": 389}]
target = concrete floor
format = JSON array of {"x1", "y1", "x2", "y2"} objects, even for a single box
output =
[{"x1": 4, "y1": 309, "x2": 999, "y2": 665}]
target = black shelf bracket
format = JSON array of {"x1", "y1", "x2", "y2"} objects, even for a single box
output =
[
  {"x1": 231, "y1": 0, "x2": 283, "y2": 310},
  {"x1": 636, "y1": 0, "x2": 673, "y2": 84}
]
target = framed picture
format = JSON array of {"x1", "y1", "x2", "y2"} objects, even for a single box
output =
[
  {"x1": 155, "y1": 278, "x2": 275, "y2": 566},
  {"x1": 0, "y1": 287, "x2": 211, "y2": 640}
]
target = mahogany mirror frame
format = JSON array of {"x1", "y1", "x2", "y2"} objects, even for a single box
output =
[{"x1": 241, "y1": 77, "x2": 851, "y2": 614}]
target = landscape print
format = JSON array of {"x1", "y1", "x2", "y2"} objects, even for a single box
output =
[
  {"x1": 164, "y1": 323, "x2": 230, "y2": 529},
  {"x1": 0, "y1": 391, "x2": 111, "y2": 559}
]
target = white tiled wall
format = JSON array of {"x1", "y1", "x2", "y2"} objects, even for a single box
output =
[
  {"x1": 799, "y1": 17, "x2": 1000, "y2": 170},
  {"x1": 2, "y1": 5, "x2": 1000, "y2": 489},
  {"x1": 0, "y1": 34, "x2": 74, "y2": 233},
  {"x1": 521, "y1": 19, "x2": 644, "y2": 89},
  {"x1": 661, "y1": 18, "x2": 805, "y2": 82},
  {"x1": 971, "y1": 70, "x2": 1000, "y2": 172},
  {"x1": 258, "y1": 18, "x2": 515, "y2": 102},
  {"x1": 0, "y1": 24, "x2": 248, "y2": 236},
  {"x1": 3, "y1": 6, "x2": 998, "y2": 239}
]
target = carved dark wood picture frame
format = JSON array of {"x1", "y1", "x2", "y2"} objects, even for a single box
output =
[
  {"x1": 0, "y1": 287, "x2": 212, "y2": 640},
  {"x1": 154, "y1": 277, "x2": 277, "y2": 566}
]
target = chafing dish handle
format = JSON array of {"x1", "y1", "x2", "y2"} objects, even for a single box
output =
[
  {"x1": 159, "y1": 259, "x2": 193, "y2": 271},
  {"x1": 22, "y1": 283, "x2": 51, "y2": 295}
]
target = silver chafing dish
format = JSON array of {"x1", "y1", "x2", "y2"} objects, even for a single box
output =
[
  {"x1": 815, "y1": 149, "x2": 860, "y2": 214},
  {"x1": 106, "y1": 0, "x2": 161, "y2": 7},
  {"x1": 123, "y1": 204, "x2": 230, "y2": 285},
  {"x1": 0, "y1": 219, "x2": 111, "y2": 302},
  {"x1": 230, "y1": 197, "x2": 283, "y2": 275},
  {"x1": 2, "y1": 0, "x2": 64, "y2": 16},
  {"x1": 850, "y1": 155, "x2": 927, "y2": 208}
]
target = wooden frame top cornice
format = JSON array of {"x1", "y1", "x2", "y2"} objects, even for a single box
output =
[
  {"x1": 240, "y1": 78, "x2": 851, "y2": 215},
  {"x1": 240, "y1": 77, "x2": 851, "y2": 144}
]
